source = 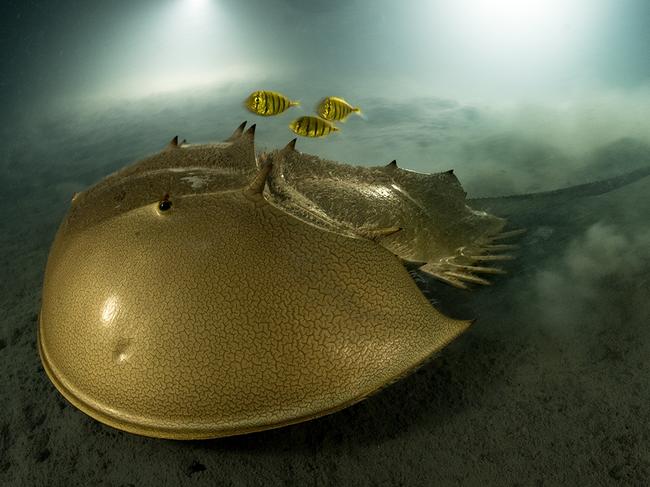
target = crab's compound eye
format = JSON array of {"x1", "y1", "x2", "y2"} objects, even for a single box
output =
[{"x1": 158, "y1": 193, "x2": 172, "y2": 212}]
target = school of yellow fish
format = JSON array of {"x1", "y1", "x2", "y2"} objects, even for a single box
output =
[{"x1": 244, "y1": 90, "x2": 363, "y2": 138}]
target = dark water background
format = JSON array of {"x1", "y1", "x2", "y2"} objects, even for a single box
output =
[{"x1": 1, "y1": 0, "x2": 649, "y2": 485}]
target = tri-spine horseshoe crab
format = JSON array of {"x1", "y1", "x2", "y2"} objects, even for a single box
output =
[{"x1": 38, "y1": 121, "x2": 523, "y2": 439}]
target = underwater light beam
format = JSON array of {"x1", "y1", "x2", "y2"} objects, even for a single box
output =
[
  {"x1": 420, "y1": 0, "x2": 607, "y2": 98},
  {"x1": 450, "y1": 0, "x2": 577, "y2": 50},
  {"x1": 187, "y1": 0, "x2": 210, "y2": 13},
  {"x1": 90, "y1": 0, "x2": 263, "y2": 99}
]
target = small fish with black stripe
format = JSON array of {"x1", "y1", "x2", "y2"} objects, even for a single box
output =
[
  {"x1": 317, "y1": 96, "x2": 363, "y2": 122},
  {"x1": 289, "y1": 116, "x2": 340, "y2": 138},
  {"x1": 245, "y1": 90, "x2": 300, "y2": 116}
]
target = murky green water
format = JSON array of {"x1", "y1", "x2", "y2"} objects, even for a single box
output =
[{"x1": 2, "y1": 1, "x2": 649, "y2": 485}]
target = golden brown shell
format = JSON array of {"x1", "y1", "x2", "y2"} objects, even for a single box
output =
[{"x1": 38, "y1": 122, "x2": 494, "y2": 439}]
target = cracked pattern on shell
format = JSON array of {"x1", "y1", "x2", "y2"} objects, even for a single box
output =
[
  {"x1": 40, "y1": 187, "x2": 468, "y2": 438},
  {"x1": 39, "y1": 122, "x2": 524, "y2": 438}
]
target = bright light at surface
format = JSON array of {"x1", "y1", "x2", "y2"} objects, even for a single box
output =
[
  {"x1": 445, "y1": 0, "x2": 585, "y2": 53},
  {"x1": 468, "y1": 0, "x2": 565, "y2": 40},
  {"x1": 109, "y1": 65, "x2": 260, "y2": 99},
  {"x1": 91, "y1": 0, "x2": 265, "y2": 99},
  {"x1": 162, "y1": 0, "x2": 218, "y2": 53},
  {"x1": 421, "y1": 0, "x2": 608, "y2": 98},
  {"x1": 188, "y1": 0, "x2": 209, "y2": 11}
]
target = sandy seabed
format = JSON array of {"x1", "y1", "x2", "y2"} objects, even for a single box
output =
[{"x1": 1, "y1": 98, "x2": 649, "y2": 486}]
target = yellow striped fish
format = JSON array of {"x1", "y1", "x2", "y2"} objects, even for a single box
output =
[
  {"x1": 317, "y1": 96, "x2": 362, "y2": 122},
  {"x1": 244, "y1": 90, "x2": 300, "y2": 116},
  {"x1": 289, "y1": 116, "x2": 339, "y2": 137}
]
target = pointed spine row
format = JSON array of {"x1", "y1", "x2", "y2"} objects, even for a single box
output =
[
  {"x1": 163, "y1": 121, "x2": 259, "y2": 150},
  {"x1": 166, "y1": 136, "x2": 179, "y2": 150},
  {"x1": 226, "y1": 121, "x2": 248, "y2": 141},
  {"x1": 420, "y1": 225, "x2": 526, "y2": 289},
  {"x1": 225, "y1": 121, "x2": 256, "y2": 143}
]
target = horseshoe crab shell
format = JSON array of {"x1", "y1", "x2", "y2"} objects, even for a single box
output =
[{"x1": 38, "y1": 122, "x2": 513, "y2": 439}]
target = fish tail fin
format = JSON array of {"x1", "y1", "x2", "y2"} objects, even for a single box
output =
[
  {"x1": 354, "y1": 107, "x2": 367, "y2": 120},
  {"x1": 290, "y1": 100, "x2": 301, "y2": 107}
]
